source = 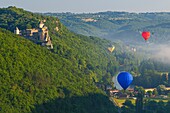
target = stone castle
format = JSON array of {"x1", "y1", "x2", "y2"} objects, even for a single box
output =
[{"x1": 14, "y1": 21, "x2": 53, "y2": 49}]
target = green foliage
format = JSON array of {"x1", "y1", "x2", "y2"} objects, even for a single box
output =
[
  {"x1": 121, "y1": 99, "x2": 135, "y2": 113},
  {"x1": 147, "y1": 91, "x2": 153, "y2": 97},
  {"x1": 152, "y1": 89, "x2": 158, "y2": 96},
  {"x1": 0, "y1": 28, "x2": 118, "y2": 113},
  {"x1": 33, "y1": 93, "x2": 117, "y2": 113},
  {"x1": 133, "y1": 59, "x2": 170, "y2": 88},
  {"x1": 0, "y1": 6, "x2": 39, "y2": 31},
  {"x1": 144, "y1": 100, "x2": 170, "y2": 113},
  {"x1": 0, "y1": 7, "x2": 121, "y2": 113},
  {"x1": 156, "y1": 85, "x2": 167, "y2": 95},
  {"x1": 123, "y1": 99, "x2": 135, "y2": 109},
  {"x1": 135, "y1": 86, "x2": 145, "y2": 113}
]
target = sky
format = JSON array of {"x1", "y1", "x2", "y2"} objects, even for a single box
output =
[{"x1": 0, "y1": 0, "x2": 170, "y2": 13}]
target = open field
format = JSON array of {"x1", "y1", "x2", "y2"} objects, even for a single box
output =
[
  {"x1": 113, "y1": 98, "x2": 135, "y2": 107},
  {"x1": 113, "y1": 98, "x2": 169, "y2": 107}
]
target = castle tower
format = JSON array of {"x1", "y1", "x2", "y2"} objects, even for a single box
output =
[
  {"x1": 14, "y1": 27, "x2": 20, "y2": 35},
  {"x1": 39, "y1": 21, "x2": 44, "y2": 28}
]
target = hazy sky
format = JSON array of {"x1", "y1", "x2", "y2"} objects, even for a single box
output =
[{"x1": 0, "y1": 0, "x2": 170, "y2": 13}]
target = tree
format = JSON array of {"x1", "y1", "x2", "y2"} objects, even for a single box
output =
[
  {"x1": 168, "y1": 93, "x2": 170, "y2": 98},
  {"x1": 123, "y1": 99, "x2": 135, "y2": 109},
  {"x1": 146, "y1": 90, "x2": 152, "y2": 97},
  {"x1": 168, "y1": 73, "x2": 170, "y2": 84},
  {"x1": 156, "y1": 85, "x2": 166, "y2": 95},
  {"x1": 161, "y1": 73, "x2": 168, "y2": 82},
  {"x1": 157, "y1": 101, "x2": 166, "y2": 113},
  {"x1": 166, "y1": 101, "x2": 170, "y2": 112},
  {"x1": 145, "y1": 100, "x2": 157, "y2": 112},
  {"x1": 135, "y1": 86, "x2": 145, "y2": 113},
  {"x1": 152, "y1": 89, "x2": 158, "y2": 96},
  {"x1": 26, "y1": 24, "x2": 32, "y2": 29}
]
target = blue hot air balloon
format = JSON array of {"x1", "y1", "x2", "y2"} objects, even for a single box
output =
[{"x1": 117, "y1": 72, "x2": 133, "y2": 90}]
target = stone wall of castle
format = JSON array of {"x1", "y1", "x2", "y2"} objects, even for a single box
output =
[{"x1": 14, "y1": 21, "x2": 53, "y2": 49}]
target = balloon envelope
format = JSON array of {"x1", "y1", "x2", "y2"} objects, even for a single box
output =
[
  {"x1": 108, "y1": 46, "x2": 115, "y2": 53},
  {"x1": 142, "y1": 31, "x2": 150, "y2": 41},
  {"x1": 117, "y1": 72, "x2": 133, "y2": 90},
  {"x1": 112, "y1": 76, "x2": 123, "y2": 90}
]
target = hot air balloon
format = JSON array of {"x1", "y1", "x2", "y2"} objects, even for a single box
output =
[
  {"x1": 108, "y1": 45, "x2": 115, "y2": 53},
  {"x1": 117, "y1": 72, "x2": 133, "y2": 90},
  {"x1": 142, "y1": 31, "x2": 150, "y2": 41}
]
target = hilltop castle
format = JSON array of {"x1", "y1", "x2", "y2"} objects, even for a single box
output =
[{"x1": 14, "y1": 21, "x2": 53, "y2": 49}]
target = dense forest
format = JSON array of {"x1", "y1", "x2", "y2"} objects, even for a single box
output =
[
  {"x1": 0, "y1": 27, "x2": 118, "y2": 112},
  {"x1": 0, "y1": 7, "x2": 121, "y2": 113},
  {"x1": 1, "y1": 6, "x2": 170, "y2": 113}
]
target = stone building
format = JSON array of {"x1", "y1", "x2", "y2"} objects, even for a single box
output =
[{"x1": 14, "y1": 21, "x2": 53, "y2": 49}]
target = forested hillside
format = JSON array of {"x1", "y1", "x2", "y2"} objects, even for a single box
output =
[
  {"x1": 0, "y1": 6, "x2": 141, "y2": 84},
  {"x1": 0, "y1": 7, "x2": 121, "y2": 113},
  {"x1": 0, "y1": 28, "x2": 119, "y2": 113}
]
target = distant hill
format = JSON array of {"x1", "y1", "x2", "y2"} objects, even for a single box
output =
[{"x1": 44, "y1": 11, "x2": 170, "y2": 45}]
